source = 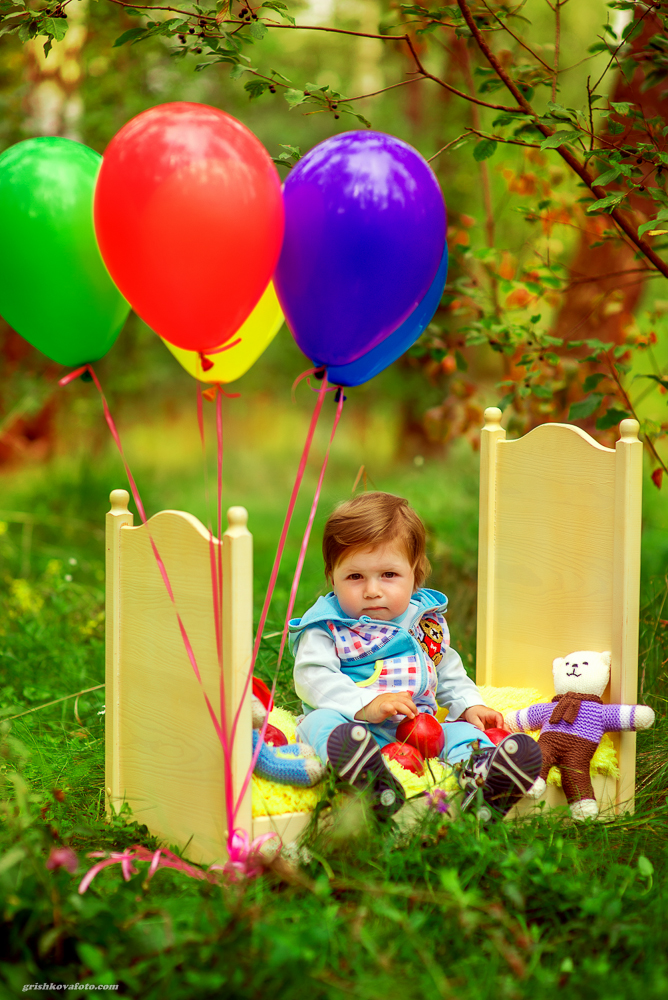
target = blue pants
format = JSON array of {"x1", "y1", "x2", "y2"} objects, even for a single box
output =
[{"x1": 296, "y1": 708, "x2": 494, "y2": 765}]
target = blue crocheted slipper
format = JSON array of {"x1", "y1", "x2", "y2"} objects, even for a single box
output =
[
  {"x1": 327, "y1": 723, "x2": 406, "y2": 819},
  {"x1": 252, "y1": 730, "x2": 326, "y2": 787},
  {"x1": 459, "y1": 733, "x2": 542, "y2": 821}
]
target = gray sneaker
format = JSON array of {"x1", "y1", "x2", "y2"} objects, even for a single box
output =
[
  {"x1": 458, "y1": 734, "x2": 542, "y2": 821},
  {"x1": 327, "y1": 723, "x2": 406, "y2": 819}
]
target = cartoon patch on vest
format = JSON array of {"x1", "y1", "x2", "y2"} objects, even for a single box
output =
[{"x1": 419, "y1": 617, "x2": 443, "y2": 667}]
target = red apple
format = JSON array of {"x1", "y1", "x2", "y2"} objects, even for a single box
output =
[
  {"x1": 263, "y1": 724, "x2": 288, "y2": 747},
  {"x1": 396, "y1": 713, "x2": 445, "y2": 758},
  {"x1": 484, "y1": 727, "x2": 511, "y2": 746},
  {"x1": 381, "y1": 742, "x2": 426, "y2": 776}
]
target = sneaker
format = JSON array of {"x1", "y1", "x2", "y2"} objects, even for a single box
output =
[
  {"x1": 327, "y1": 723, "x2": 406, "y2": 819},
  {"x1": 458, "y1": 734, "x2": 542, "y2": 821}
]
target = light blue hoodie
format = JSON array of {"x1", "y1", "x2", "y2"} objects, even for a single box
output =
[{"x1": 289, "y1": 589, "x2": 482, "y2": 724}]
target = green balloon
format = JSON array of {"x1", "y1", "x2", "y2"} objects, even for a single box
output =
[{"x1": 0, "y1": 137, "x2": 129, "y2": 366}]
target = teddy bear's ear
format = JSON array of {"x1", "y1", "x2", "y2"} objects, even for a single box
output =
[
  {"x1": 601, "y1": 651, "x2": 612, "y2": 668},
  {"x1": 553, "y1": 657, "x2": 565, "y2": 671}
]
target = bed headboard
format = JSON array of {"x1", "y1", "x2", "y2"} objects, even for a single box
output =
[
  {"x1": 105, "y1": 490, "x2": 252, "y2": 864},
  {"x1": 476, "y1": 407, "x2": 642, "y2": 811}
]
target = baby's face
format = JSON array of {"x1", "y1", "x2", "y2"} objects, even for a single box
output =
[{"x1": 331, "y1": 542, "x2": 415, "y2": 622}]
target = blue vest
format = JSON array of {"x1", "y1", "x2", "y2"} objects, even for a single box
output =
[{"x1": 289, "y1": 589, "x2": 450, "y2": 714}]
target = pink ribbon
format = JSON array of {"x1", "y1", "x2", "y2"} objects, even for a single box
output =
[
  {"x1": 233, "y1": 386, "x2": 345, "y2": 822},
  {"x1": 78, "y1": 849, "x2": 139, "y2": 893},
  {"x1": 78, "y1": 844, "x2": 220, "y2": 893},
  {"x1": 61, "y1": 363, "x2": 343, "y2": 869},
  {"x1": 214, "y1": 829, "x2": 281, "y2": 881}
]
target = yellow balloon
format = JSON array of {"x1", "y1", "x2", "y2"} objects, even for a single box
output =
[{"x1": 162, "y1": 281, "x2": 283, "y2": 383}]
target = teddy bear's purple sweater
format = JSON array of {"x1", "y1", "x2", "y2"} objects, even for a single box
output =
[{"x1": 510, "y1": 702, "x2": 641, "y2": 745}]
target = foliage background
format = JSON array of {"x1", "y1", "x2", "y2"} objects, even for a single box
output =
[{"x1": 1, "y1": 0, "x2": 668, "y2": 995}]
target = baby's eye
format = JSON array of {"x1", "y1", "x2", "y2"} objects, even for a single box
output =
[
  {"x1": 347, "y1": 573, "x2": 362, "y2": 580},
  {"x1": 383, "y1": 572, "x2": 397, "y2": 578}
]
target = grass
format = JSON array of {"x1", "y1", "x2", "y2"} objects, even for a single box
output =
[{"x1": 0, "y1": 396, "x2": 667, "y2": 998}]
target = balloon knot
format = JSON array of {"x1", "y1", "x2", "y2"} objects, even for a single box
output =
[
  {"x1": 199, "y1": 353, "x2": 214, "y2": 372},
  {"x1": 313, "y1": 367, "x2": 326, "y2": 380},
  {"x1": 81, "y1": 369, "x2": 93, "y2": 382},
  {"x1": 334, "y1": 387, "x2": 346, "y2": 403},
  {"x1": 202, "y1": 385, "x2": 218, "y2": 402}
]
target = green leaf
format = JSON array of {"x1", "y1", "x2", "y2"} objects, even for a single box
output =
[
  {"x1": 77, "y1": 943, "x2": 108, "y2": 975},
  {"x1": 229, "y1": 62, "x2": 250, "y2": 79},
  {"x1": 244, "y1": 78, "x2": 269, "y2": 98},
  {"x1": 497, "y1": 391, "x2": 515, "y2": 412},
  {"x1": 546, "y1": 101, "x2": 577, "y2": 121},
  {"x1": 638, "y1": 855, "x2": 654, "y2": 878},
  {"x1": 42, "y1": 16, "x2": 68, "y2": 41},
  {"x1": 635, "y1": 373, "x2": 668, "y2": 392},
  {"x1": 261, "y1": 0, "x2": 295, "y2": 23},
  {"x1": 596, "y1": 407, "x2": 631, "y2": 430},
  {"x1": 595, "y1": 166, "x2": 622, "y2": 186},
  {"x1": 0, "y1": 846, "x2": 26, "y2": 875},
  {"x1": 540, "y1": 131, "x2": 581, "y2": 150},
  {"x1": 455, "y1": 350, "x2": 468, "y2": 372},
  {"x1": 610, "y1": 101, "x2": 633, "y2": 115},
  {"x1": 568, "y1": 393, "x2": 604, "y2": 420},
  {"x1": 113, "y1": 27, "x2": 146, "y2": 46},
  {"x1": 249, "y1": 20, "x2": 267, "y2": 39},
  {"x1": 279, "y1": 143, "x2": 301, "y2": 160},
  {"x1": 608, "y1": 120, "x2": 625, "y2": 135},
  {"x1": 284, "y1": 88, "x2": 308, "y2": 108},
  {"x1": 583, "y1": 372, "x2": 607, "y2": 392},
  {"x1": 473, "y1": 139, "x2": 497, "y2": 162},
  {"x1": 17, "y1": 19, "x2": 35, "y2": 41},
  {"x1": 586, "y1": 192, "x2": 625, "y2": 214},
  {"x1": 531, "y1": 384, "x2": 553, "y2": 399},
  {"x1": 345, "y1": 109, "x2": 372, "y2": 128},
  {"x1": 639, "y1": 215, "x2": 668, "y2": 238}
]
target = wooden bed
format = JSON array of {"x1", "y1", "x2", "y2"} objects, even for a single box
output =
[{"x1": 104, "y1": 411, "x2": 643, "y2": 862}]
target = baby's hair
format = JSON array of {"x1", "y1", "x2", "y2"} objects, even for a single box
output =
[{"x1": 322, "y1": 492, "x2": 431, "y2": 589}]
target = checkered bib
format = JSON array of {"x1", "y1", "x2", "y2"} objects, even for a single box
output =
[{"x1": 326, "y1": 618, "x2": 441, "y2": 714}]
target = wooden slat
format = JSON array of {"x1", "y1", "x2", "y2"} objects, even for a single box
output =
[{"x1": 106, "y1": 502, "x2": 253, "y2": 865}]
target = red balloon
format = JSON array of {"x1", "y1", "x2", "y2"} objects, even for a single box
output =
[
  {"x1": 381, "y1": 742, "x2": 426, "y2": 776},
  {"x1": 94, "y1": 102, "x2": 284, "y2": 353},
  {"x1": 396, "y1": 713, "x2": 445, "y2": 759}
]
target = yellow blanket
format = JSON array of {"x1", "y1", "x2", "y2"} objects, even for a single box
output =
[{"x1": 251, "y1": 689, "x2": 619, "y2": 817}]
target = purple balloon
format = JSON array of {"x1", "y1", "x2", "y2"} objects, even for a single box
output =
[{"x1": 275, "y1": 131, "x2": 446, "y2": 367}]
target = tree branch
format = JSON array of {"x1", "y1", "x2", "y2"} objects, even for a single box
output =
[
  {"x1": 427, "y1": 134, "x2": 468, "y2": 163},
  {"x1": 345, "y1": 77, "x2": 424, "y2": 104},
  {"x1": 478, "y1": 0, "x2": 552, "y2": 74},
  {"x1": 456, "y1": 0, "x2": 668, "y2": 282},
  {"x1": 603, "y1": 350, "x2": 668, "y2": 475}
]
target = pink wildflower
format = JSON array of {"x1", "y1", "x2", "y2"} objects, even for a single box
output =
[
  {"x1": 427, "y1": 789, "x2": 450, "y2": 815},
  {"x1": 46, "y1": 846, "x2": 78, "y2": 874}
]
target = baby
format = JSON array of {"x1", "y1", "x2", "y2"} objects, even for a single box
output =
[{"x1": 290, "y1": 492, "x2": 542, "y2": 819}]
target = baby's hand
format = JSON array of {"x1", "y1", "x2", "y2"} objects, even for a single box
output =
[
  {"x1": 462, "y1": 704, "x2": 503, "y2": 731},
  {"x1": 355, "y1": 691, "x2": 418, "y2": 725}
]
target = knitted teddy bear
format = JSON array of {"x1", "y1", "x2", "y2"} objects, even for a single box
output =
[{"x1": 503, "y1": 650, "x2": 655, "y2": 821}]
